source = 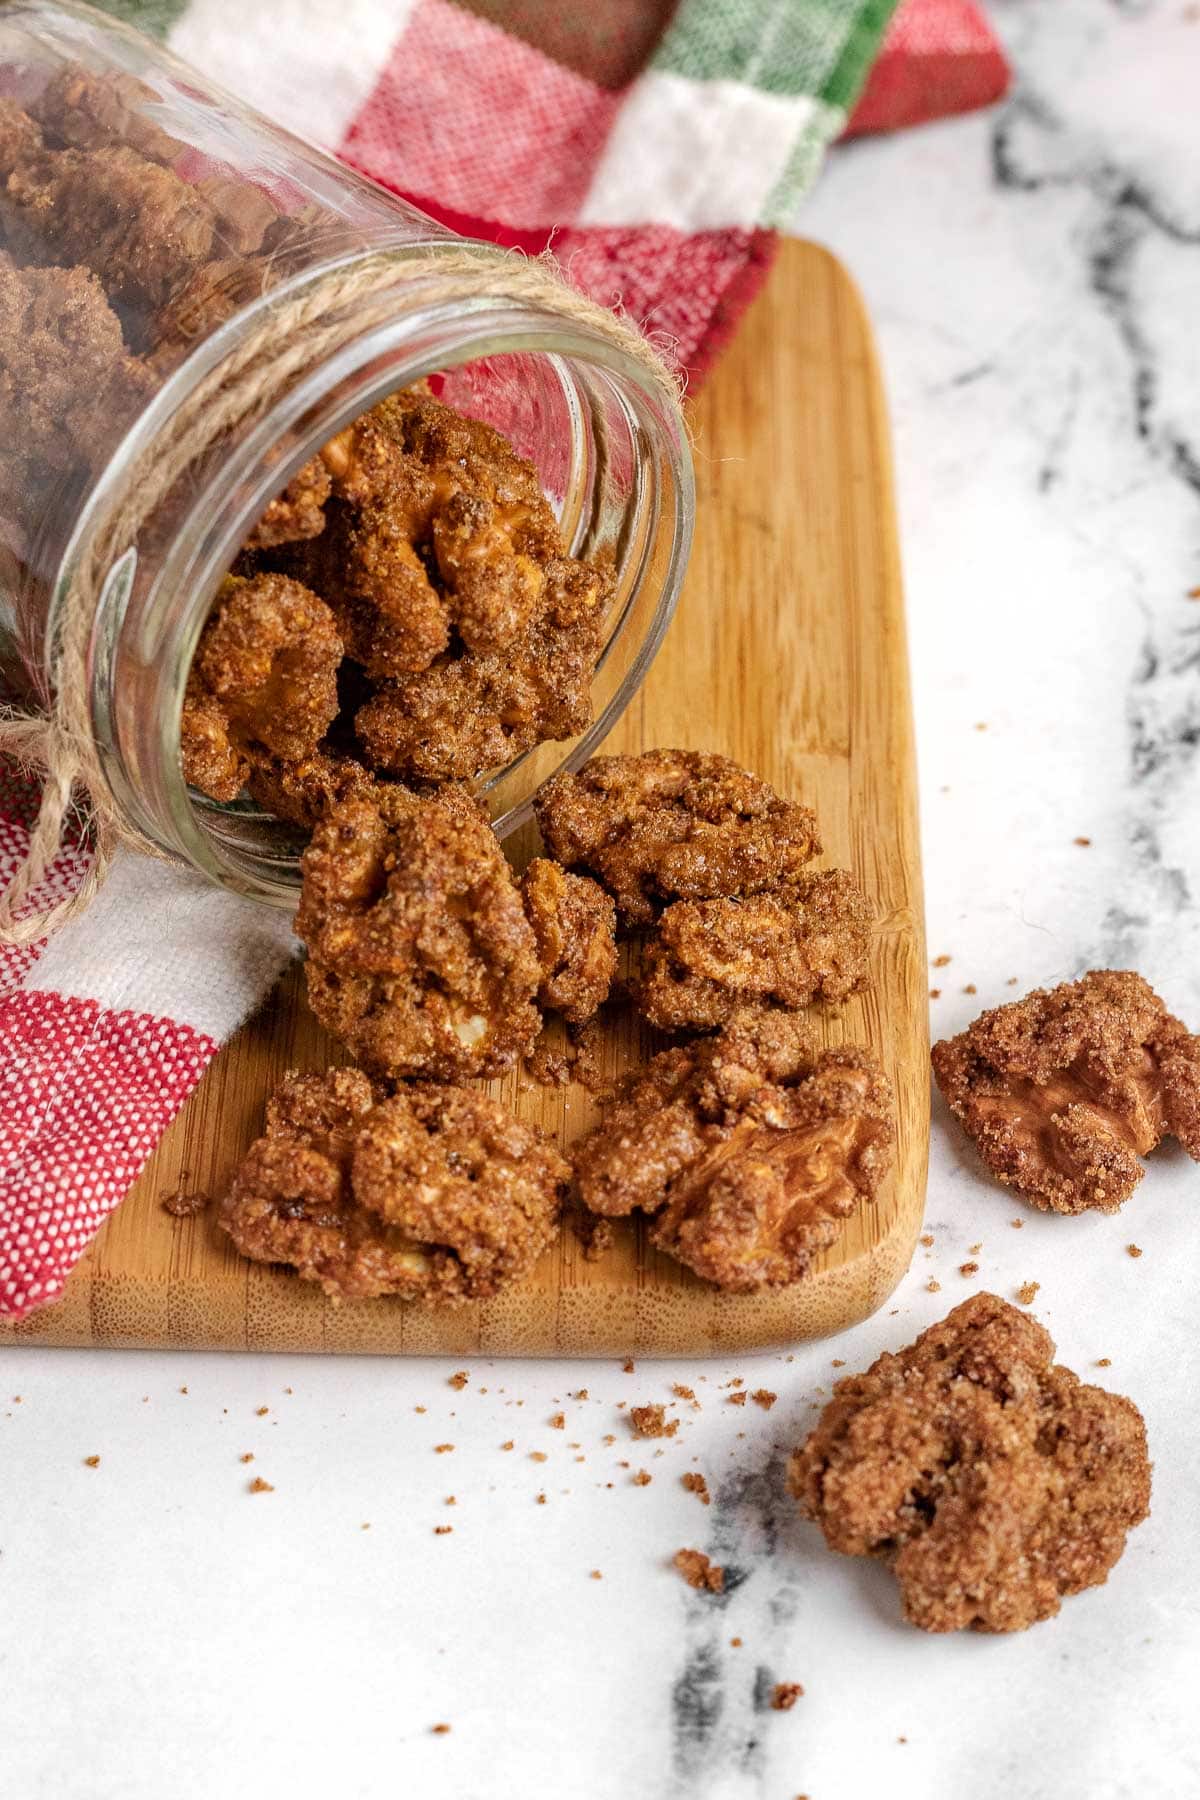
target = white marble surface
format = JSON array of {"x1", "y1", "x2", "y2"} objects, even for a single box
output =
[{"x1": 4, "y1": 5, "x2": 1200, "y2": 1795}]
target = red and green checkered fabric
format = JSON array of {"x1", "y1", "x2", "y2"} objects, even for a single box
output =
[{"x1": 100, "y1": 0, "x2": 1008, "y2": 379}]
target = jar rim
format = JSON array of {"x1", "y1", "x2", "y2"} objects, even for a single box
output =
[{"x1": 62, "y1": 241, "x2": 694, "y2": 906}]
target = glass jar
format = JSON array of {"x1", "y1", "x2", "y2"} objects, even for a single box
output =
[{"x1": 0, "y1": 0, "x2": 693, "y2": 908}]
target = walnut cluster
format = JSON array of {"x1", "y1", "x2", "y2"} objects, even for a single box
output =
[
  {"x1": 932, "y1": 969, "x2": 1200, "y2": 1213},
  {"x1": 572, "y1": 1010, "x2": 893, "y2": 1290},
  {"x1": 790, "y1": 1293, "x2": 1151, "y2": 1633},
  {"x1": 214, "y1": 387, "x2": 611, "y2": 806},
  {"x1": 220, "y1": 1068, "x2": 568, "y2": 1303}
]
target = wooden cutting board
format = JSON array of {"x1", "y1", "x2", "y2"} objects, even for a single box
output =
[{"x1": 0, "y1": 240, "x2": 928, "y2": 1358}]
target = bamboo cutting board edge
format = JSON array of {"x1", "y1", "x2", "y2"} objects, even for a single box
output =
[{"x1": 0, "y1": 240, "x2": 929, "y2": 1358}]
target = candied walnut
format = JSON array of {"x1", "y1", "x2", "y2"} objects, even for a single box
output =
[
  {"x1": 269, "y1": 388, "x2": 603, "y2": 707},
  {"x1": 243, "y1": 456, "x2": 331, "y2": 551},
  {"x1": 355, "y1": 555, "x2": 607, "y2": 782},
  {"x1": 31, "y1": 65, "x2": 183, "y2": 164},
  {"x1": 4, "y1": 143, "x2": 216, "y2": 327},
  {"x1": 297, "y1": 787, "x2": 541, "y2": 1080},
  {"x1": 0, "y1": 256, "x2": 153, "y2": 504},
  {"x1": 221, "y1": 1068, "x2": 567, "y2": 1303},
  {"x1": 674, "y1": 1549, "x2": 724, "y2": 1592},
  {"x1": 244, "y1": 747, "x2": 385, "y2": 832},
  {"x1": 637, "y1": 870, "x2": 872, "y2": 1031},
  {"x1": 521, "y1": 858, "x2": 616, "y2": 1025},
  {"x1": 181, "y1": 574, "x2": 342, "y2": 803},
  {"x1": 932, "y1": 969, "x2": 1200, "y2": 1214},
  {"x1": 574, "y1": 1013, "x2": 892, "y2": 1291},
  {"x1": 789, "y1": 1293, "x2": 1151, "y2": 1633},
  {"x1": 534, "y1": 750, "x2": 821, "y2": 927}
]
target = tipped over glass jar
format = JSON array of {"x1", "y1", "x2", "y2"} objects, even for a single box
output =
[{"x1": 0, "y1": 0, "x2": 693, "y2": 909}]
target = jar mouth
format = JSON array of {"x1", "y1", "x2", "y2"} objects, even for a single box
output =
[{"x1": 74, "y1": 247, "x2": 694, "y2": 907}]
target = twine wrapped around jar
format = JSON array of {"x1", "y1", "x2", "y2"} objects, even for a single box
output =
[{"x1": 0, "y1": 248, "x2": 682, "y2": 949}]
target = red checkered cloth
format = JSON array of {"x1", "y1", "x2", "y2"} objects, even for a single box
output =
[{"x1": 0, "y1": 0, "x2": 1009, "y2": 1318}]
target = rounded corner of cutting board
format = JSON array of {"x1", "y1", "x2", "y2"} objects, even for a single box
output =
[{"x1": 0, "y1": 238, "x2": 928, "y2": 1360}]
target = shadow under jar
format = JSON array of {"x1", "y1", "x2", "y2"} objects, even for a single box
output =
[{"x1": 0, "y1": 0, "x2": 693, "y2": 906}]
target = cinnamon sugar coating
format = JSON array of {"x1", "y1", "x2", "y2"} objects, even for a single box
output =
[
  {"x1": 534, "y1": 750, "x2": 821, "y2": 927},
  {"x1": 789, "y1": 1293, "x2": 1151, "y2": 1633},
  {"x1": 932, "y1": 970, "x2": 1200, "y2": 1213},
  {"x1": 521, "y1": 858, "x2": 617, "y2": 1025},
  {"x1": 296, "y1": 787, "x2": 541, "y2": 1081},
  {"x1": 573, "y1": 1010, "x2": 893, "y2": 1291},
  {"x1": 243, "y1": 747, "x2": 387, "y2": 832},
  {"x1": 181, "y1": 574, "x2": 342, "y2": 803},
  {"x1": 221, "y1": 1068, "x2": 567, "y2": 1303},
  {"x1": 637, "y1": 869, "x2": 871, "y2": 1031}
]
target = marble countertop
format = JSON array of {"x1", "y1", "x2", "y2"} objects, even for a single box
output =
[{"x1": 5, "y1": 5, "x2": 1199, "y2": 1796}]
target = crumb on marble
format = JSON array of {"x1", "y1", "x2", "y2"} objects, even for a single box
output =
[
  {"x1": 771, "y1": 1683, "x2": 804, "y2": 1711},
  {"x1": 248, "y1": 1476, "x2": 274, "y2": 1493},
  {"x1": 673, "y1": 1548, "x2": 724, "y2": 1592},
  {"x1": 83, "y1": 1454, "x2": 100, "y2": 1468},
  {"x1": 630, "y1": 1404, "x2": 678, "y2": 1439},
  {"x1": 1017, "y1": 1281, "x2": 1040, "y2": 1306},
  {"x1": 448, "y1": 1371, "x2": 468, "y2": 1390},
  {"x1": 682, "y1": 1472, "x2": 711, "y2": 1505},
  {"x1": 960, "y1": 1262, "x2": 979, "y2": 1277},
  {"x1": 751, "y1": 1388, "x2": 777, "y2": 1411},
  {"x1": 1127, "y1": 1244, "x2": 1143, "y2": 1259}
]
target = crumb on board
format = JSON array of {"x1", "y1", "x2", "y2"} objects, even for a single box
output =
[
  {"x1": 682, "y1": 1472, "x2": 711, "y2": 1505},
  {"x1": 448, "y1": 1371, "x2": 468, "y2": 1390},
  {"x1": 959, "y1": 1262, "x2": 979, "y2": 1277},
  {"x1": 674, "y1": 1548, "x2": 724, "y2": 1592},
  {"x1": 1127, "y1": 1244, "x2": 1143, "y2": 1259},
  {"x1": 630, "y1": 1404, "x2": 679, "y2": 1439},
  {"x1": 160, "y1": 1187, "x2": 209, "y2": 1217},
  {"x1": 751, "y1": 1389, "x2": 776, "y2": 1411},
  {"x1": 727, "y1": 1392, "x2": 747, "y2": 1408},
  {"x1": 632, "y1": 1469, "x2": 652, "y2": 1486},
  {"x1": 249, "y1": 1477, "x2": 274, "y2": 1494},
  {"x1": 1017, "y1": 1281, "x2": 1040, "y2": 1306},
  {"x1": 83, "y1": 1455, "x2": 100, "y2": 1468},
  {"x1": 771, "y1": 1683, "x2": 804, "y2": 1711}
]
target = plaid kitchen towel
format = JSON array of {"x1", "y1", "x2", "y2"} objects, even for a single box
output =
[{"x1": 0, "y1": 0, "x2": 1009, "y2": 1318}]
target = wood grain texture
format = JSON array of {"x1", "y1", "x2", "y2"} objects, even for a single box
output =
[{"x1": 0, "y1": 240, "x2": 928, "y2": 1358}]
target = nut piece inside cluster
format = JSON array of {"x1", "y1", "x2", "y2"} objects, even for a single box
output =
[
  {"x1": 521, "y1": 857, "x2": 617, "y2": 1025},
  {"x1": 534, "y1": 750, "x2": 821, "y2": 927},
  {"x1": 637, "y1": 869, "x2": 872, "y2": 1031},
  {"x1": 572, "y1": 1010, "x2": 893, "y2": 1291},
  {"x1": 220, "y1": 1068, "x2": 568, "y2": 1303},
  {"x1": 296, "y1": 786, "x2": 542, "y2": 1081},
  {"x1": 789, "y1": 1293, "x2": 1151, "y2": 1633},
  {"x1": 180, "y1": 573, "x2": 342, "y2": 804},
  {"x1": 932, "y1": 969, "x2": 1200, "y2": 1213}
]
